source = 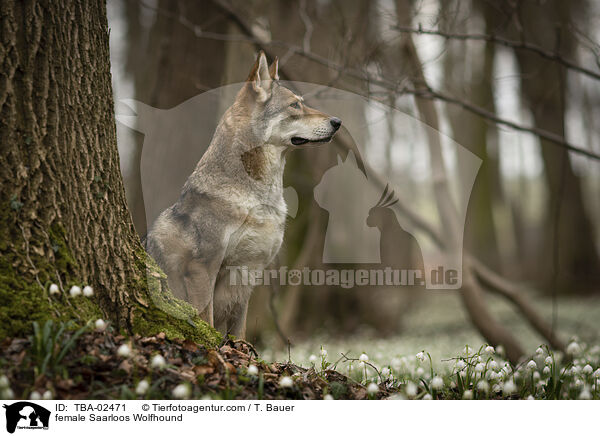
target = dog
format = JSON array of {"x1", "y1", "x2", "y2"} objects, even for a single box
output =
[{"x1": 146, "y1": 52, "x2": 341, "y2": 338}]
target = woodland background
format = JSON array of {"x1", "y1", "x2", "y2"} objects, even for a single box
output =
[{"x1": 107, "y1": 0, "x2": 600, "y2": 359}]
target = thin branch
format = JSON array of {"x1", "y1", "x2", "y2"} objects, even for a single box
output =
[{"x1": 393, "y1": 25, "x2": 600, "y2": 82}]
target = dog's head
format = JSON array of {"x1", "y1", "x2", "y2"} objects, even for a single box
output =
[{"x1": 239, "y1": 51, "x2": 341, "y2": 148}]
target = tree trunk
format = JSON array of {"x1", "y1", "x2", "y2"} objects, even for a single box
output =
[
  {"x1": 514, "y1": 0, "x2": 600, "y2": 293},
  {"x1": 0, "y1": 0, "x2": 219, "y2": 345}
]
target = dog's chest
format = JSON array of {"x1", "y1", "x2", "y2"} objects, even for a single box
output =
[{"x1": 223, "y1": 200, "x2": 286, "y2": 268}]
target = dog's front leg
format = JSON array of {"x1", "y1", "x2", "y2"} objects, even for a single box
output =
[
  {"x1": 184, "y1": 259, "x2": 219, "y2": 327},
  {"x1": 227, "y1": 296, "x2": 250, "y2": 339}
]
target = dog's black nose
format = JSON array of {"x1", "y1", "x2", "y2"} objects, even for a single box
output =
[{"x1": 330, "y1": 117, "x2": 342, "y2": 131}]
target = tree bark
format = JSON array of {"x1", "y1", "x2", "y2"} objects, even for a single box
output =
[{"x1": 0, "y1": 0, "x2": 219, "y2": 345}]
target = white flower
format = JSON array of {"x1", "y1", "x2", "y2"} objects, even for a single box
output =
[
  {"x1": 536, "y1": 347, "x2": 544, "y2": 355},
  {"x1": 475, "y1": 363, "x2": 485, "y2": 373},
  {"x1": 431, "y1": 376, "x2": 444, "y2": 390},
  {"x1": 416, "y1": 351, "x2": 425, "y2": 362},
  {"x1": 567, "y1": 342, "x2": 581, "y2": 355},
  {"x1": 42, "y1": 390, "x2": 53, "y2": 400},
  {"x1": 574, "y1": 379, "x2": 583, "y2": 388},
  {"x1": 503, "y1": 380, "x2": 516, "y2": 395},
  {"x1": 583, "y1": 364, "x2": 593, "y2": 375},
  {"x1": 381, "y1": 367, "x2": 391, "y2": 378},
  {"x1": 477, "y1": 380, "x2": 489, "y2": 393},
  {"x1": 423, "y1": 393, "x2": 432, "y2": 400},
  {"x1": 172, "y1": 384, "x2": 190, "y2": 399},
  {"x1": 0, "y1": 375, "x2": 9, "y2": 389},
  {"x1": 543, "y1": 366, "x2": 551, "y2": 375},
  {"x1": 359, "y1": 353, "x2": 369, "y2": 363},
  {"x1": 450, "y1": 381, "x2": 457, "y2": 389},
  {"x1": 323, "y1": 394, "x2": 334, "y2": 400},
  {"x1": 83, "y1": 285, "x2": 94, "y2": 297},
  {"x1": 488, "y1": 361, "x2": 499, "y2": 371},
  {"x1": 459, "y1": 370, "x2": 467, "y2": 379},
  {"x1": 579, "y1": 389, "x2": 592, "y2": 400},
  {"x1": 572, "y1": 365, "x2": 581, "y2": 375},
  {"x1": 416, "y1": 367, "x2": 425, "y2": 376},
  {"x1": 279, "y1": 376, "x2": 293, "y2": 388},
  {"x1": 405, "y1": 382, "x2": 418, "y2": 397},
  {"x1": 389, "y1": 393, "x2": 406, "y2": 400},
  {"x1": 117, "y1": 344, "x2": 132, "y2": 358},
  {"x1": 1, "y1": 388, "x2": 14, "y2": 400},
  {"x1": 29, "y1": 391, "x2": 42, "y2": 400},
  {"x1": 49, "y1": 284, "x2": 60, "y2": 295},
  {"x1": 247, "y1": 364, "x2": 258, "y2": 376},
  {"x1": 527, "y1": 395, "x2": 535, "y2": 400},
  {"x1": 526, "y1": 360, "x2": 537, "y2": 370},
  {"x1": 533, "y1": 371, "x2": 540, "y2": 381},
  {"x1": 484, "y1": 345, "x2": 495, "y2": 354},
  {"x1": 367, "y1": 383, "x2": 379, "y2": 395},
  {"x1": 358, "y1": 361, "x2": 365, "y2": 369},
  {"x1": 320, "y1": 348, "x2": 327, "y2": 358},
  {"x1": 69, "y1": 285, "x2": 82, "y2": 297},
  {"x1": 462, "y1": 390, "x2": 473, "y2": 399},
  {"x1": 488, "y1": 371, "x2": 499, "y2": 380},
  {"x1": 309, "y1": 354, "x2": 317, "y2": 363},
  {"x1": 545, "y1": 356, "x2": 553, "y2": 365},
  {"x1": 496, "y1": 345, "x2": 505, "y2": 356},
  {"x1": 151, "y1": 354, "x2": 166, "y2": 369},
  {"x1": 136, "y1": 380, "x2": 149, "y2": 395},
  {"x1": 462, "y1": 346, "x2": 471, "y2": 355},
  {"x1": 95, "y1": 319, "x2": 107, "y2": 331},
  {"x1": 455, "y1": 360, "x2": 467, "y2": 370},
  {"x1": 492, "y1": 384, "x2": 502, "y2": 393},
  {"x1": 593, "y1": 369, "x2": 600, "y2": 378}
]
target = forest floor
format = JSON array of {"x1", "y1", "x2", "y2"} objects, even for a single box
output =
[
  {"x1": 1, "y1": 295, "x2": 599, "y2": 400},
  {"x1": 0, "y1": 326, "x2": 393, "y2": 400}
]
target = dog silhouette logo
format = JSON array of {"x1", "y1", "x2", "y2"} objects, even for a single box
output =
[{"x1": 3, "y1": 402, "x2": 50, "y2": 433}]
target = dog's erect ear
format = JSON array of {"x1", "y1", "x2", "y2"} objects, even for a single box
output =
[
  {"x1": 247, "y1": 51, "x2": 273, "y2": 101},
  {"x1": 269, "y1": 57, "x2": 279, "y2": 80}
]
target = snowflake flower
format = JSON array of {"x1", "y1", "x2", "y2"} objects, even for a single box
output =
[
  {"x1": 324, "y1": 394, "x2": 334, "y2": 400},
  {"x1": 526, "y1": 360, "x2": 537, "y2": 370},
  {"x1": 172, "y1": 384, "x2": 191, "y2": 399},
  {"x1": 49, "y1": 284, "x2": 60, "y2": 295},
  {"x1": 0, "y1": 376, "x2": 9, "y2": 389},
  {"x1": 83, "y1": 286, "x2": 94, "y2": 297},
  {"x1": 583, "y1": 364, "x2": 593, "y2": 375},
  {"x1": 579, "y1": 389, "x2": 592, "y2": 400},
  {"x1": 359, "y1": 353, "x2": 369, "y2": 362},
  {"x1": 423, "y1": 393, "x2": 432, "y2": 400},
  {"x1": 462, "y1": 390, "x2": 473, "y2": 399},
  {"x1": 484, "y1": 345, "x2": 495, "y2": 354},
  {"x1": 536, "y1": 347, "x2": 544, "y2": 355},
  {"x1": 477, "y1": 380, "x2": 489, "y2": 393},
  {"x1": 247, "y1": 364, "x2": 259, "y2": 376},
  {"x1": 117, "y1": 344, "x2": 132, "y2": 358},
  {"x1": 95, "y1": 319, "x2": 107, "y2": 332},
  {"x1": 42, "y1": 390, "x2": 52, "y2": 400},
  {"x1": 416, "y1": 367, "x2": 425, "y2": 377},
  {"x1": 567, "y1": 342, "x2": 581, "y2": 355},
  {"x1": 367, "y1": 383, "x2": 379, "y2": 395},
  {"x1": 279, "y1": 376, "x2": 294, "y2": 388},
  {"x1": 456, "y1": 360, "x2": 467, "y2": 370},
  {"x1": 543, "y1": 366, "x2": 551, "y2": 375},
  {"x1": 309, "y1": 354, "x2": 317, "y2": 363},
  {"x1": 431, "y1": 376, "x2": 444, "y2": 390},
  {"x1": 69, "y1": 285, "x2": 82, "y2": 297},
  {"x1": 488, "y1": 361, "x2": 499, "y2": 371},
  {"x1": 545, "y1": 356, "x2": 553, "y2": 365},
  {"x1": 136, "y1": 380, "x2": 149, "y2": 395},
  {"x1": 416, "y1": 351, "x2": 425, "y2": 362},
  {"x1": 503, "y1": 380, "x2": 516, "y2": 395},
  {"x1": 475, "y1": 363, "x2": 485, "y2": 373},
  {"x1": 527, "y1": 395, "x2": 535, "y2": 400},
  {"x1": 405, "y1": 382, "x2": 418, "y2": 397},
  {"x1": 151, "y1": 354, "x2": 166, "y2": 369},
  {"x1": 29, "y1": 391, "x2": 41, "y2": 401},
  {"x1": 381, "y1": 367, "x2": 391, "y2": 378}
]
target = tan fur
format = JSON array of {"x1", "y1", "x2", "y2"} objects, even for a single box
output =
[{"x1": 146, "y1": 52, "x2": 341, "y2": 338}]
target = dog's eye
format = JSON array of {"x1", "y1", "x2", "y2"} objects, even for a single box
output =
[{"x1": 289, "y1": 102, "x2": 301, "y2": 109}]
